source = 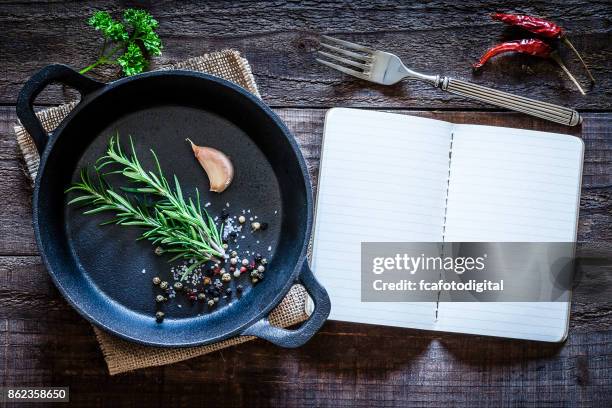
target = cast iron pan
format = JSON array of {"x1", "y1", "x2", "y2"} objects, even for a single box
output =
[{"x1": 16, "y1": 64, "x2": 330, "y2": 347}]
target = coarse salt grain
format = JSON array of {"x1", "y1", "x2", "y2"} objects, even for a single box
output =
[
  {"x1": 205, "y1": 202, "x2": 211, "y2": 207},
  {"x1": 268, "y1": 246, "x2": 272, "y2": 251}
]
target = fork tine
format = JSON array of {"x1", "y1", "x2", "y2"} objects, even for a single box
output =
[
  {"x1": 316, "y1": 58, "x2": 369, "y2": 81},
  {"x1": 317, "y1": 51, "x2": 369, "y2": 70},
  {"x1": 321, "y1": 35, "x2": 375, "y2": 54},
  {"x1": 319, "y1": 43, "x2": 371, "y2": 62}
]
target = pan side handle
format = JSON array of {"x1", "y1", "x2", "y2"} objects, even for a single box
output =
[
  {"x1": 16, "y1": 64, "x2": 104, "y2": 154},
  {"x1": 241, "y1": 258, "x2": 331, "y2": 348}
]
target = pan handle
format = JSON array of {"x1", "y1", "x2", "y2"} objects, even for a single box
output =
[
  {"x1": 16, "y1": 64, "x2": 104, "y2": 154},
  {"x1": 241, "y1": 258, "x2": 331, "y2": 348}
]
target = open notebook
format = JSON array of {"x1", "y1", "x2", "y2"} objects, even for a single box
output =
[{"x1": 311, "y1": 108, "x2": 584, "y2": 342}]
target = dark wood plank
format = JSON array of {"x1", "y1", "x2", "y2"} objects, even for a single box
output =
[
  {"x1": 1, "y1": 107, "x2": 610, "y2": 255},
  {"x1": 1, "y1": 107, "x2": 612, "y2": 406},
  {"x1": 0, "y1": 0, "x2": 610, "y2": 109},
  {"x1": 1, "y1": 259, "x2": 611, "y2": 408}
]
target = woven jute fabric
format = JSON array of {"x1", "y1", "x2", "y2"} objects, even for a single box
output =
[{"x1": 14, "y1": 50, "x2": 309, "y2": 375}]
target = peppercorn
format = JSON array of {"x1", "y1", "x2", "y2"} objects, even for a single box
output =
[
  {"x1": 254, "y1": 254, "x2": 263, "y2": 262},
  {"x1": 213, "y1": 297, "x2": 220, "y2": 303},
  {"x1": 222, "y1": 243, "x2": 229, "y2": 250},
  {"x1": 221, "y1": 209, "x2": 230, "y2": 220},
  {"x1": 188, "y1": 293, "x2": 197, "y2": 301},
  {"x1": 198, "y1": 292, "x2": 206, "y2": 300},
  {"x1": 240, "y1": 266, "x2": 247, "y2": 274},
  {"x1": 250, "y1": 270, "x2": 259, "y2": 278},
  {"x1": 260, "y1": 222, "x2": 268, "y2": 231},
  {"x1": 221, "y1": 272, "x2": 232, "y2": 282},
  {"x1": 236, "y1": 284, "x2": 244, "y2": 293},
  {"x1": 154, "y1": 246, "x2": 164, "y2": 256},
  {"x1": 173, "y1": 282, "x2": 183, "y2": 291},
  {"x1": 213, "y1": 266, "x2": 221, "y2": 275},
  {"x1": 257, "y1": 265, "x2": 265, "y2": 273},
  {"x1": 225, "y1": 288, "x2": 232, "y2": 296},
  {"x1": 228, "y1": 232, "x2": 238, "y2": 240},
  {"x1": 230, "y1": 250, "x2": 238, "y2": 257},
  {"x1": 261, "y1": 258, "x2": 268, "y2": 265},
  {"x1": 238, "y1": 215, "x2": 246, "y2": 224},
  {"x1": 214, "y1": 279, "x2": 223, "y2": 289},
  {"x1": 251, "y1": 221, "x2": 261, "y2": 231},
  {"x1": 207, "y1": 299, "x2": 215, "y2": 307},
  {"x1": 241, "y1": 258, "x2": 249, "y2": 266},
  {"x1": 156, "y1": 294, "x2": 166, "y2": 303},
  {"x1": 203, "y1": 276, "x2": 211, "y2": 285},
  {"x1": 233, "y1": 270, "x2": 241, "y2": 278},
  {"x1": 152, "y1": 276, "x2": 161, "y2": 285},
  {"x1": 252, "y1": 278, "x2": 259, "y2": 284},
  {"x1": 230, "y1": 257, "x2": 238, "y2": 265},
  {"x1": 159, "y1": 281, "x2": 169, "y2": 290},
  {"x1": 155, "y1": 311, "x2": 165, "y2": 322}
]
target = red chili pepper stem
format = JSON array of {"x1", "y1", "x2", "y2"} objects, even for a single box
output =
[
  {"x1": 561, "y1": 37, "x2": 595, "y2": 85},
  {"x1": 491, "y1": 13, "x2": 595, "y2": 84},
  {"x1": 551, "y1": 52, "x2": 586, "y2": 95}
]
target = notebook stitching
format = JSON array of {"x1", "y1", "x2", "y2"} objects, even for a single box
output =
[{"x1": 436, "y1": 130, "x2": 455, "y2": 320}]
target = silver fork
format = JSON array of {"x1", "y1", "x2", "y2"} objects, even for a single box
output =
[{"x1": 317, "y1": 36, "x2": 582, "y2": 126}]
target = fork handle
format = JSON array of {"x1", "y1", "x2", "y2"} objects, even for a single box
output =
[{"x1": 440, "y1": 77, "x2": 582, "y2": 126}]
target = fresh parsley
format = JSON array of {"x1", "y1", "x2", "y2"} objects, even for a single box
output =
[{"x1": 80, "y1": 9, "x2": 163, "y2": 76}]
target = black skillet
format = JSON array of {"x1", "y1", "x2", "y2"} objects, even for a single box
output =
[{"x1": 16, "y1": 64, "x2": 330, "y2": 347}]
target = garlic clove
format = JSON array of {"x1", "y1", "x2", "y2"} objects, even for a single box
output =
[{"x1": 187, "y1": 139, "x2": 234, "y2": 193}]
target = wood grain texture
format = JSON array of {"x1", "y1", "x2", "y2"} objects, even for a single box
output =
[
  {"x1": 1, "y1": 0, "x2": 612, "y2": 406},
  {"x1": 0, "y1": 0, "x2": 610, "y2": 109},
  {"x1": 2, "y1": 106, "x2": 612, "y2": 406}
]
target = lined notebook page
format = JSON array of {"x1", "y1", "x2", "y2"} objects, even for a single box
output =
[
  {"x1": 438, "y1": 125, "x2": 584, "y2": 341},
  {"x1": 311, "y1": 108, "x2": 452, "y2": 330}
]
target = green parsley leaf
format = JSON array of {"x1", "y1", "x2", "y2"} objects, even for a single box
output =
[
  {"x1": 117, "y1": 43, "x2": 147, "y2": 76},
  {"x1": 81, "y1": 8, "x2": 163, "y2": 77},
  {"x1": 123, "y1": 9, "x2": 159, "y2": 32},
  {"x1": 88, "y1": 11, "x2": 128, "y2": 42}
]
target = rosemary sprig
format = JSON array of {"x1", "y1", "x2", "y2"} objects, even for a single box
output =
[{"x1": 66, "y1": 135, "x2": 225, "y2": 274}]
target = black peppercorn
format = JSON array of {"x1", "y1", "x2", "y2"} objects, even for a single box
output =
[
  {"x1": 155, "y1": 311, "x2": 165, "y2": 322},
  {"x1": 236, "y1": 284, "x2": 244, "y2": 293},
  {"x1": 173, "y1": 282, "x2": 183, "y2": 291},
  {"x1": 260, "y1": 222, "x2": 269, "y2": 231},
  {"x1": 198, "y1": 293, "x2": 206, "y2": 301},
  {"x1": 152, "y1": 276, "x2": 161, "y2": 285},
  {"x1": 156, "y1": 294, "x2": 166, "y2": 303},
  {"x1": 159, "y1": 281, "x2": 169, "y2": 290}
]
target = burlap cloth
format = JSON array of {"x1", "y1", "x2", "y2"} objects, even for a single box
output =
[{"x1": 14, "y1": 50, "x2": 310, "y2": 375}]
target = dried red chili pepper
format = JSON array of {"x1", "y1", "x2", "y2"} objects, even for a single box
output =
[
  {"x1": 473, "y1": 39, "x2": 551, "y2": 69},
  {"x1": 492, "y1": 13, "x2": 594, "y2": 84},
  {"x1": 473, "y1": 39, "x2": 585, "y2": 95}
]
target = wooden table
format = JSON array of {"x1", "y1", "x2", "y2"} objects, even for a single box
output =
[{"x1": 1, "y1": 1, "x2": 611, "y2": 406}]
